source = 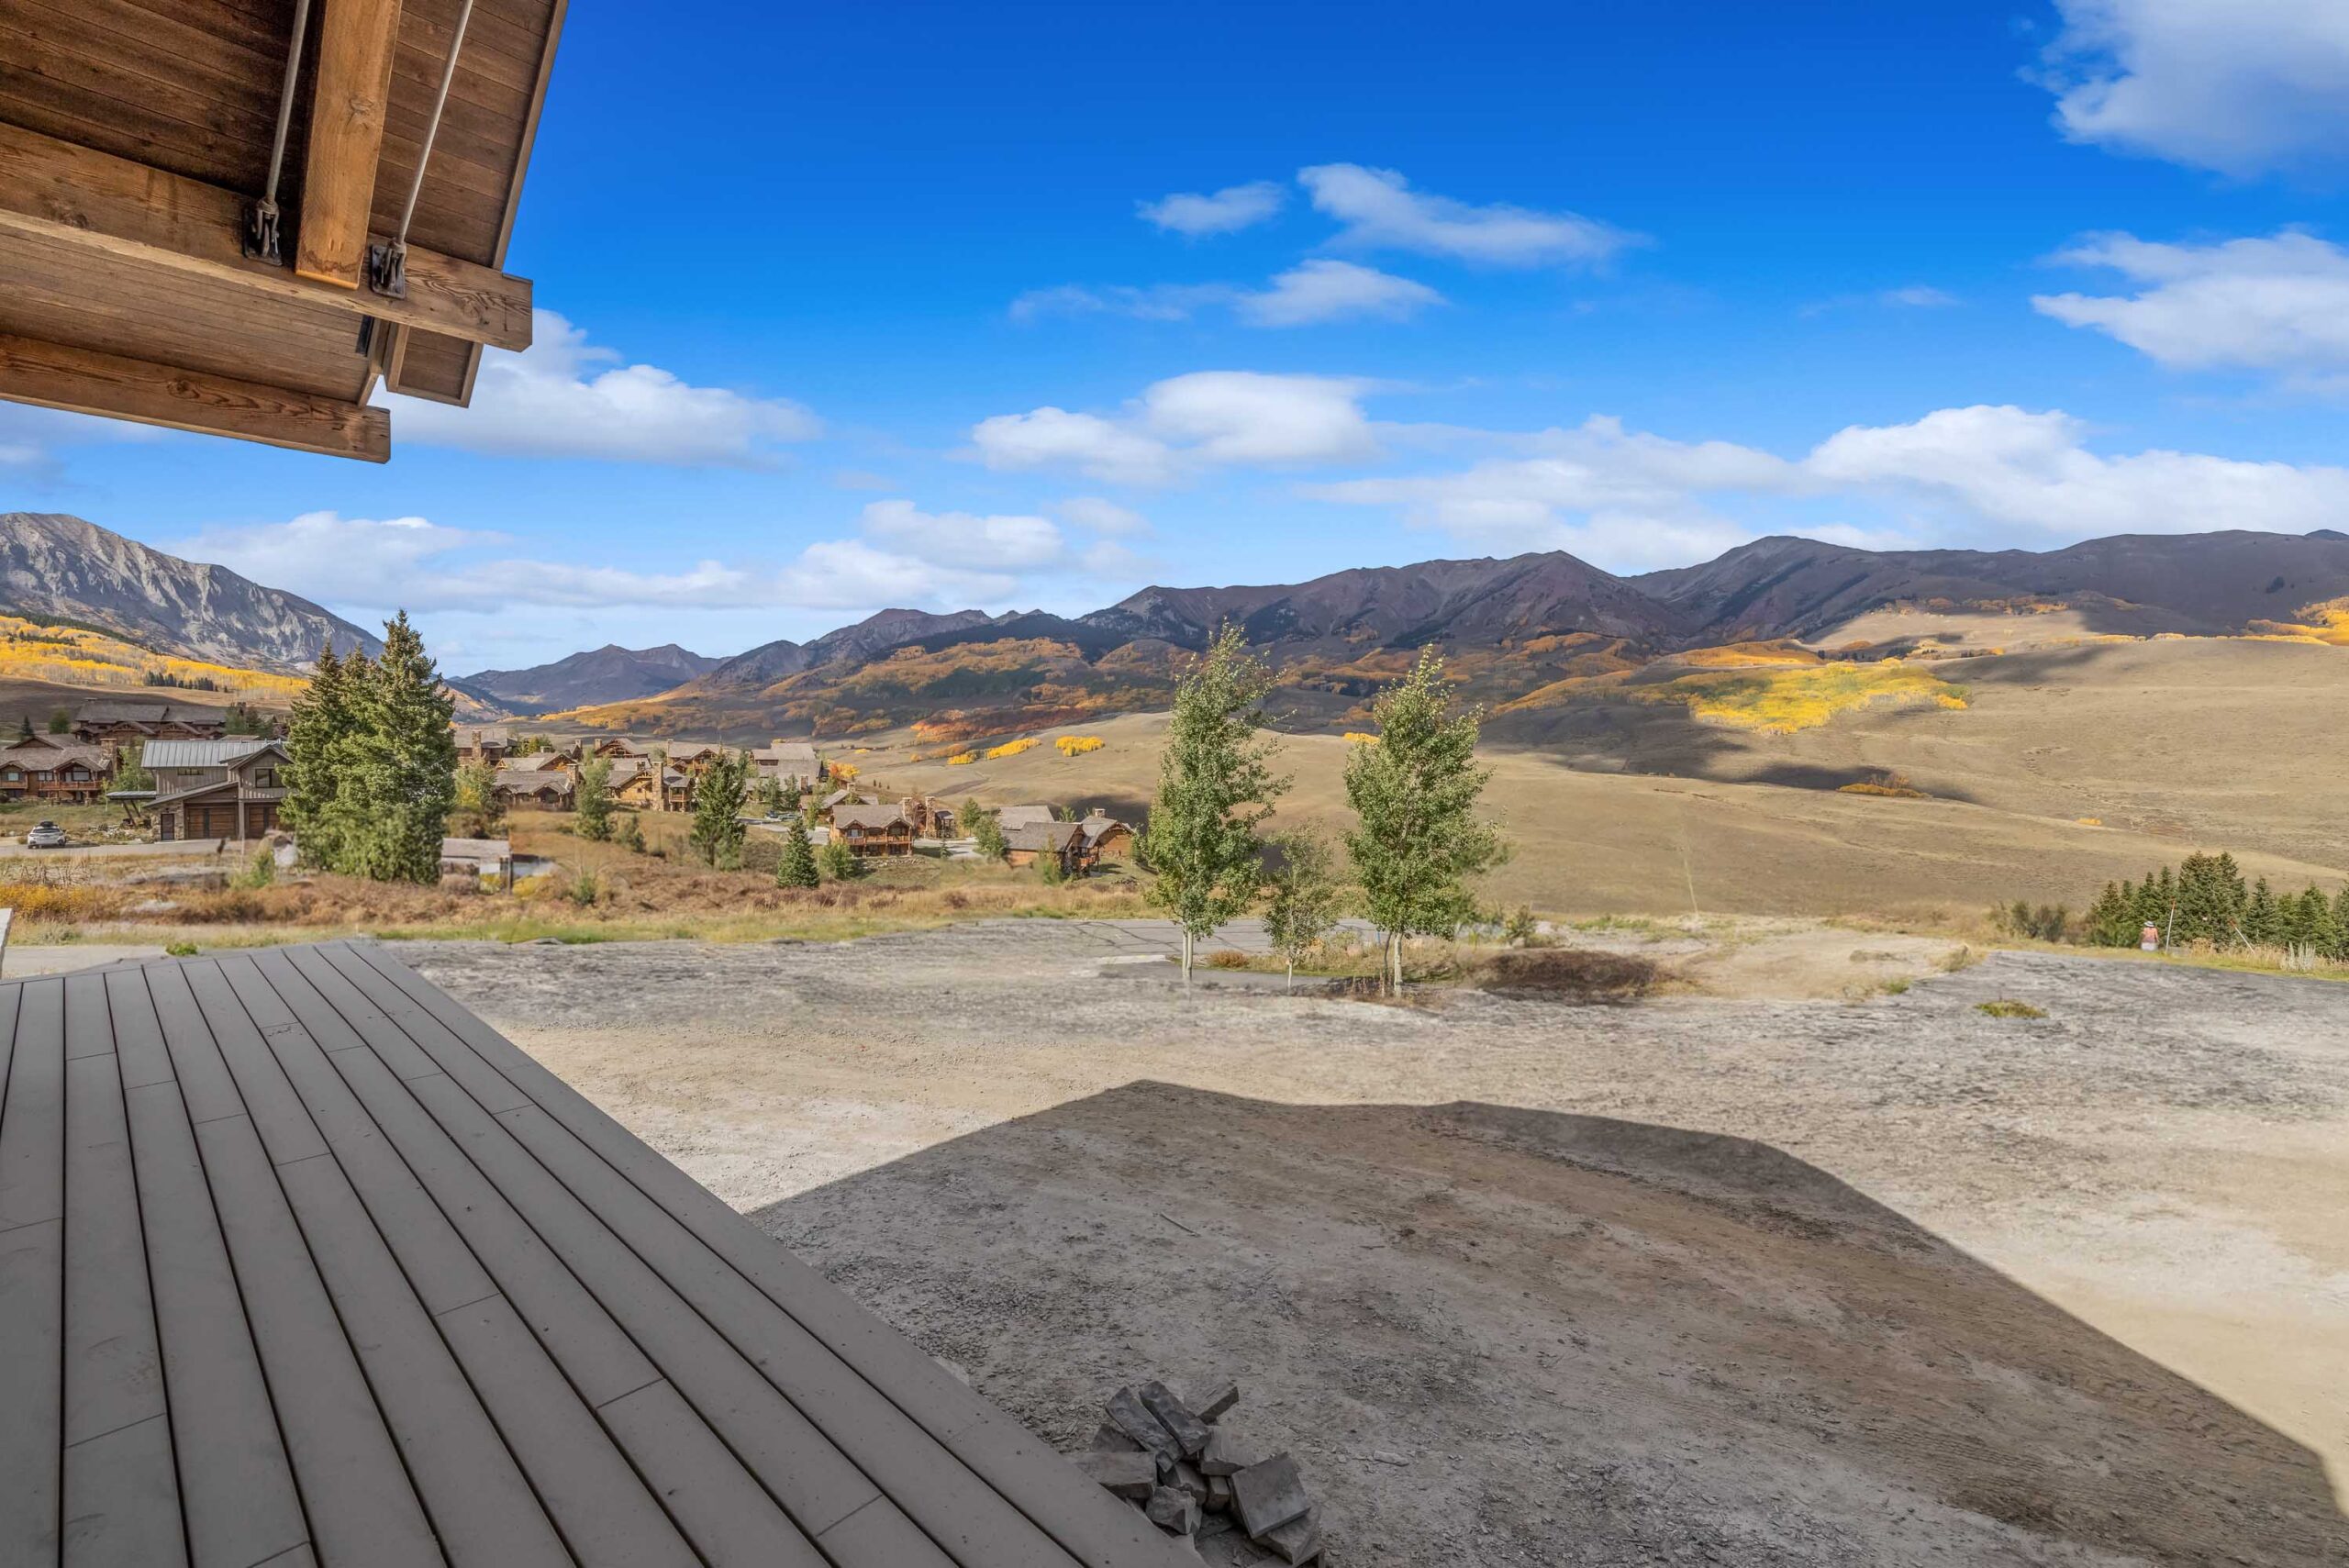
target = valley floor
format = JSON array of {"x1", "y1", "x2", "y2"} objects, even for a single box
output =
[{"x1": 386, "y1": 922, "x2": 2348, "y2": 1567}]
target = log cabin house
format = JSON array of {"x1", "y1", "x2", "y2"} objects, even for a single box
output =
[
  {"x1": 831, "y1": 803, "x2": 916, "y2": 858},
  {"x1": 610, "y1": 757, "x2": 693, "y2": 812},
  {"x1": 452, "y1": 726, "x2": 513, "y2": 765},
  {"x1": 0, "y1": 738, "x2": 113, "y2": 805},
  {"x1": 751, "y1": 740, "x2": 822, "y2": 794},
  {"x1": 1002, "y1": 819, "x2": 1089, "y2": 874},
  {"x1": 1079, "y1": 809, "x2": 1136, "y2": 862},
  {"x1": 142, "y1": 739, "x2": 290, "y2": 841},
  {"x1": 493, "y1": 768, "x2": 574, "y2": 811},
  {"x1": 996, "y1": 804, "x2": 1056, "y2": 832},
  {"x1": 72, "y1": 701, "x2": 228, "y2": 748}
]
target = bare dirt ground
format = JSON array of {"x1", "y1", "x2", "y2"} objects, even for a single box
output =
[{"x1": 395, "y1": 921, "x2": 2349, "y2": 1566}]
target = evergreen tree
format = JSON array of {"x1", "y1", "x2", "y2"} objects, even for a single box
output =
[
  {"x1": 574, "y1": 756, "x2": 614, "y2": 841},
  {"x1": 774, "y1": 817, "x2": 818, "y2": 887},
  {"x1": 342, "y1": 612, "x2": 456, "y2": 884},
  {"x1": 282, "y1": 641, "x2": 363, "y2": 871},
  {"x1": 754, "y1": 773, "x2": 787, "y2": 818},
  {"x1": 16, "y1": 713, "x2": 30, "y2": 740},
  {"x1": 1262, "y1": 828, "x2": 1345, "y2": 992},
  {"x1": 1140, "y1": 625, "x2": 1287, "y2": 983},
  {"x1": 1344, "y1": 648, "x2": 1508, "y2": 996},
  {"x1": 46, "y1": 707, "x2": 69, "y2": 734},
  {"x1": 2087, "y1": 882, "x2": 2133, "y2": 947},
  {"x1": 2245, "y1": 877, "x2": 2281, "y2": 946},
  {"x1": 2336, "y1": 885, "x2": 2349, "y2": 955},
  {"x1": 2286, "y1": 885, "x2": 2337, "y2": 955},
  {"x1": 689, "y1": 749, "x2": 749, "y2": 868}
]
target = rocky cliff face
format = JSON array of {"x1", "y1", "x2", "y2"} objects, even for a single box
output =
[{"x1": 0, "y1": 512, "x2": 379, "y2": 670}]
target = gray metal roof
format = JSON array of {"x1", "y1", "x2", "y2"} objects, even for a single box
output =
[
  {"x1": 138, "y1": 738, "x2": 284, "y2": 770},
  {"x1": 0, "y1": 943, "x2": 1188, "y2": 1567}
]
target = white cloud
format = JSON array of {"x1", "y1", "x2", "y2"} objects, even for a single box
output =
[
  {"x1": 972, "y1": 371, "x2": 1380, "y2": 485},
  {"x1": 2032, "y1": 230, "x2": 2349, "y2": 381},
  {"x1": 1306, "y1": 406, "x2": 2349, "y2": 567},
  {"x1": 386, "y1": 310, "x2": 821, "y2": 466},
  {"x1": 1297, "y1": 163, "x2": 1640, "y2": 268},
  {"x1": 1138, "y1": 181, "x2": 1286, "y2": 237},
  {"x1": 1056, "y1": 496, "x2": 1152, "y2": 536},
  {"x1": 1234, "y1": 261, "x2": 1444, "y2": 327},
  {"x1": 168, "y1": 508, "x2": 1021, "y2": 620},
  {"x1": 1140, "y1": 372, "x2": 1379, "y2": 466},
  {"x1": 969, "y1": 406, "x2": 1180, "y2": 486},
  {"x1": 858, "y1": 499, "x2": 1066, "y2": 570},
  {"x1": 2035, "y1": 0, "x2": 2349, "y2": 174},
  {"x1": 1880, "y1": 284, "x2": 1960, "y2": 308}
]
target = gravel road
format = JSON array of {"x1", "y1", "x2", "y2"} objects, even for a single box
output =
[{"x1": 401, "y1": 924, "x2": 2349, "y2": 1566}]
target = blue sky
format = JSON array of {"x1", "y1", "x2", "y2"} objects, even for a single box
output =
[{"x1": 6, "y1": 0, "x2": 2349, "y2": 671}]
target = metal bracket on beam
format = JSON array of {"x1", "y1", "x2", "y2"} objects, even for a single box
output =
[
  {"x1": 365, "y1": 239, "x2": 407, "y2": 300},
  {"x1": 243, "y1": 198, "x2": 284, "y2": 265}
]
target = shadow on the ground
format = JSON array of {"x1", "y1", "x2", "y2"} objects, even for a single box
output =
[{"x1": 756, "y1": 1084, "x2": 2345, "y2": 1567}]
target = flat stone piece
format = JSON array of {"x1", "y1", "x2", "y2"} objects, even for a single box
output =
[
  {"x1": 1172, "y1": 1461, "x2": 1208, "y2": 1505},
  {"x1": 1207, "y1": 1473, "x2": 1234, "y2": 1513},
  {"x1": 1258, "y1": 1507, "x2": 1323, "y2": 1564},
  {"x1": 1146, "y1": 1485, "x2": 1203, "y2": 1535},
  {"x1": 1199, "y1": 1426, "x2": 1255, "y2": 1476},
  {"x1": 1108, "y1": 1385, "x2": 1178, "y2": 1455},
  {"x1": 1140, "y1": 1380, "x2": 1212, "y2": 1459},
  {"x1": 1190, "y1": 1379, "x2": 1241, "y2": 1422},
  {"x1": 1071, "y1": 1449, "x2": 1158, "y2": 1499},
  {"x1": 1230, "y1": 1452, "x2": 1311, "y2": 1539},
  {"x1": 1092, "y1": 1421, "x2": 1143, "y2": 1452}
]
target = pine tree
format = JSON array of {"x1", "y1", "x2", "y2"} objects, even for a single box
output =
[
  {"x1": 1141, "y1": 625, "x2": 1287, "y2": 983},
  {"x1": 342, "y1": 613, "x2": 456, "y2": 883},
  {"x1": 689, "y1": 749, "x2": 749, "y2": 868},
  {"x1": 15, "y1": 714, "x2": 29, "y2": 740},
  {"x1": 1344, "y1": 647, "x2": 1508, "y2": 996},
  {"x1": 574, "y1": 756, "x2": 614, "y2": 841},
  {"x1": 774, "y1": 817, "x2": 818, "y2": 887},
  {"x1": 755, "y1": 773, "x2": 787, "y2": 818},
  {"x1": 1263, "y1": 828, "x2": 1345, "y2": 991},
  {"x1": 2245, "y1": 877, "x2": 2281, "y2": 947},
  {"x1": 282, "y1": 640, "x2": 363, "y2": 871},
  {"x1": 2087, "y1": 882, "x2": 2132, "y2": 947}
]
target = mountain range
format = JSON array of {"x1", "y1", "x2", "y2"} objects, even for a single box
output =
[
  {"x1": 530, "y1": 527, "x2": 2349, "y2": 738},
  {"x1": 6, "y1": 512, "x2": 2347, "y2": 738},
  {"x1": 0, "y1": 513, "x2": 378, "y2": 670}
]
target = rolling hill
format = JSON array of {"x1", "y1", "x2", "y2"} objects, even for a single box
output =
[
  {"x1": 0, "y1": 513, "x2": 378, "y2": 671},
  {"x1": 457, "y1": 643, "x2": 721, "y2": 716}
]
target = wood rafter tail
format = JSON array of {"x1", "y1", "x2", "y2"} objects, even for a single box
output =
[{"x1": 0, "y1": 332, "x2": 390, "y2": 462}]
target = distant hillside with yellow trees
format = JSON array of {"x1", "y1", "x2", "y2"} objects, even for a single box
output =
[{"x1": 0, "y1": 614, "x2": 306, "y2": 702}]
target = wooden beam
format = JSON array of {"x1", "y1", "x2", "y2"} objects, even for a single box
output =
[
  {"x1": 0, "y1": 332, "x2": 390, "y2": 462},
  {"x1": 0, "y1": 125, "x2": 531, "y2": 351},
  {"x1": 296, "y1": 0, "x2": 407, "y2": 288}
]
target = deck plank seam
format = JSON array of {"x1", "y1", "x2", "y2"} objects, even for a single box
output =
[
  {"x1": 165, "y1": 963, "x2": 447, "y2": 1567},
  {"x1": 311, "y1": 947, "x2": 885, "y2": 1554},
  {"x1": 119, "y1": 973, "x2": 320, "y2": 1568},
  {"x1": 220, "y1": 956, "x2": 581, "y2": 1568},
  {"x1": 344, "y1": 945, "x2": 1169, "y2": 1568},
  {"x1": 350, "y1": 947, "x2": 1090, "y2": 1568},
  {"x1": 269, "y1": 948, "x2": 735, "y2": 1562}
]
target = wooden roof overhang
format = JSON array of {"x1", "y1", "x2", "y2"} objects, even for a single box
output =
[{"x1": 0, "y1": 0, "x2": 567, "y2": 462}]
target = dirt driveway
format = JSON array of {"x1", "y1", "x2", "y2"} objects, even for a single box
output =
[{"x1": 401, "y1": 925, "x2": 2349, "y2": 1566}]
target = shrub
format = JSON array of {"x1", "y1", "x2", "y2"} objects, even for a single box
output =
[
  {"x1": 1476, "y1": 948, "x2": 1664, "y2": 1003},
  {"x1": 817, "y1": 837, "x2": 861, "y2": 881},
  {"x1": 164, "y1": 940, "x2": 197, "y2": 957},
  {"x1": 611, "y1": 812, "x2": 643, "y2": 852},
  {"x1": 1502, "y1": 904, "x2": 1541, "y2": 945},
  {"x1": 1054, "y1": 735, "x2": 1103, "y2": 757},
  {"x1": 1206, "y1": 949, "x2": 1252, "y2": 969},
  {"x1": 1990, "y1": 900, "x2": 2070, "y2": 942},
  {"x1": 229, "y1": 848, "x2": 277, "y2": 890},
  {"x1": 1976, "y1": 999, "x2": 2044, "y2": 1019},
  {"x1": 568, "y1": 867, "x2": 601, "y2": 907},
  {"x1": 983, "y1": 737, "x2": 1039, "y2": 760}
]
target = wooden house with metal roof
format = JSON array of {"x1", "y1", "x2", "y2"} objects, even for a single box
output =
[
  {"x1": 0, "y1": 0, "x2": 565, "y2": 461},
  {"x1": 0, "y1": 942, "x2": 1190, "y2": 1566}
]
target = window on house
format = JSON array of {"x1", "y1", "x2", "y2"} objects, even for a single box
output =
[{"x1": 252, "y1": 767, "x2": 276, "y2": 788}]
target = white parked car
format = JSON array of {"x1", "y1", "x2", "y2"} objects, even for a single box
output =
[{"x1": 24, "y1": 821, "x2": 69, "y2": 849}]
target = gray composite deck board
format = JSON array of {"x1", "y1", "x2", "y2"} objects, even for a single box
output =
[{"x1": 0, "y1": 943, "x2": 1192, "y2": 1568}]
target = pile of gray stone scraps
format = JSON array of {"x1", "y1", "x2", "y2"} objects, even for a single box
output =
[{"x1": 1067, "y1": 1380, "x2": 1325, "y2": 1564}]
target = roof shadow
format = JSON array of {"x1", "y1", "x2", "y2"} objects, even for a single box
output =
[{"x1": 752, "y1": 1084, "x2": 2345, "y2": 1565}]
